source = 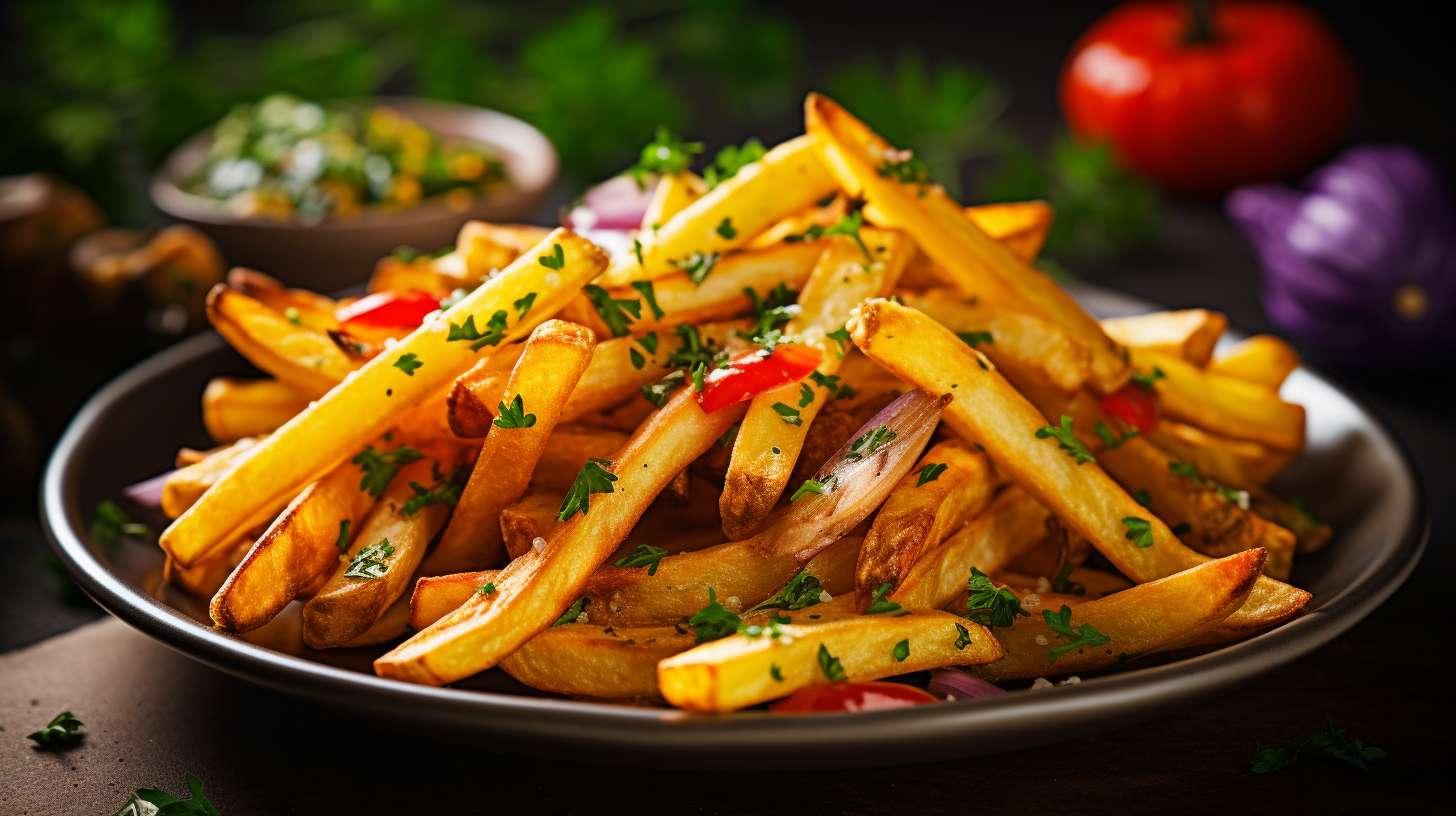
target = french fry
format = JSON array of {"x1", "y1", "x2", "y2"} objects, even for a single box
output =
[
  {"x1": 452, "y1": 222, "x2": 552, "y2": 282},
  {"x1": 805, "y1": 93, "x2": 1129, "y2": 394},
  {"x1": 161, "y1": 437, "x2": 260, "y2": 519},
  {"x1": 640, "y1": 171, "x2": 707, "y2": 230},
  {"x1": 1209, "y1": 334, "x2": 1301, "y2": 390},
  {"x1": 846, "y1": 298, "x2": 1309, "y2": 632},
  {"x1": 1250, "y1": 489, "x2": 1333, "y2": 555},
  {"x1": 531, "y1": 425, "x2": 629, "y2": 492},
  {"x1": 226, "y1": 268, "x2": 340, "y2": 333},
  {"x1": 302, "y1": 450, "x2": 462, "y2": 648},
  {"x1": 209, "y1": 454, "x2": 381, "y2": 632},
  {"x1": 856, "y1": 439, "x2": 997, "y2": 598},
  {"x1": 576, "y1": 398, "x2": 656, "y2": 433},
  {"x1": 162, "y1": 228, "x2": 607, "y2": 568},
  {"x1": 206, "y1": 283, "x2": 357, "y2": 398},
  {"x1": 1147, "y1": 419, "x2": 1294, "y2": 488},
  {"x1": 375, "y1": 389, "x2": 746, "y2": 685},
  {"x1": 899, "y1": 201, "x2": 1055, "y2": 289},
  {"x1": 346, "y1": 596, "x2": 412, "y2": 647},
  {"x1": 368, "y1": 253, "x2": 450, "y2": 296},
  {"x1": 1100, "y1": 309, "x2": 1228, "y2": 366},
  {"x1": 747, "y1": 194, "x2": 846, "y2": 249},
  {"x1": 499, "y1": 621, "x2": 691, "y2": 700},
  {"x1": 202, "y1": 378, "x2": 308, "y2": 442},
  {"x1": 721, "y1": 229, "x2": 912, "y2": 538},
  {"x1": 166, "y1": 536, "x2": 252, "y2": 599},
  {"x1": 1132, "y1": 347, "x2": 1305, "y2": 450},
  {"x1": 425, "y1": 320, "x2": 596, "y2": 574},
  {"x1": 975, "y1": 549, "x2": 1265, "y2": 681},
  {"x1": 599, "y1": 135, "x2": 837, "y2": 285},
  {"x1": 500, "y1": 491, "x2": 562, "y2": 560},
  {"x1": 658, "y1": 611, "x2": 1002, "y2": 712},
  {"x1": 998, "y1": 565, "x2": 1133, "y2": 599}
]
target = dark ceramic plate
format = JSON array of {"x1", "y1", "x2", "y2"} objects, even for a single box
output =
[{"x1": 41, "y1": 286, "x2": 1426, "y2": 767}]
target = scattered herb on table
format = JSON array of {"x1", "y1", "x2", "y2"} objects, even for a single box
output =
[{"x1": 27, "y1": 710, "x2": 84, "y2": 751}]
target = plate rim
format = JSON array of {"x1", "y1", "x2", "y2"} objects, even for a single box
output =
[{"x1": 38, "y1": 285, "x2": 1430, "y2": 764}]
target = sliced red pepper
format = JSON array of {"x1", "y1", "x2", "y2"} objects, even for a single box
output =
[
  {"x1": 1100, "y1": 382, "x2": 1160, "y2": 435},
  {"x1": 771, "y1": 681, "x2": 938, "y2": 714},
  {"x1": 335, "y1": 291, "x2": 442, "y2": 330},
  {"x1": 695, "y1": 344, "x2": 822, "y2": 413}
]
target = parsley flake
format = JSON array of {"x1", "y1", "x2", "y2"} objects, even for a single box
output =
[
  {"x1": 557, "y1": 458, "x2": 618, "y2": 521},
  {"x1": 1130, "y1": 367, "x2": 1165, "y2": 391},
  {"x1": 1044, "y1": 604, "x2": 1111, "y2": 661},
  {"x1": 866, "y1": 581, "x2": 905, "y2": 615},
  {"x1": 642, "y1": 369, "x2": 686, "y2": 407},
  {"x1": 716, "y1": 216, "x2": 737, "y2": 240},
  {"x1": 818, "y1": 643, "x2": 848, "y2": 682},
  {"x1": 402, "y1": 467, "x2": 468, "y2": 516},
  {"x1": 628, "y1": 127, "x2": 704, "y2": 188},
  {"x1": 393, "y1": 352, "x2": 423, "y2": 376},
  {"x1": 1035, "y1": 415, "x2": 1096, "y2": 465},
  {"x1": 954, "y1": 622, "x2": 973, "y2": 650},
  {"x1": 703, "y1": 138, "x2": 766, "y2": 188},
  {"x1": 809, "y1": 370, "x2": 855, "y2": 400},
  {"x1": 671, "y1": 250, "x2": 720, "y2": 285},
  {"x1": 916, "y1": 463, "x2": 949, "y2": 486},
  {"x1": 689, "y1": 588, "x2": 742, "y2": 643},
  {"x1": 615, "y1": 544, "x2": 669, "y2": 576},
  {"x1": 344, "y1": 539, "x2": 395, "y2": 580},
  {"x1": 476, "y1": 582, "x2": 497, "y2": 596},
  {"x1": 826, "y1": 325, "x2": 851, "y2": 357},
  {"x1": 1051, "y1": 562, "x2": 1087, "y2": 596},
  {"x1": 335, "y1": 520, "x2": 351, "y2": 554},
  {"x1": 798, "y1": 383, "x2": 815, "y2": 408},
  {"x1": 790, "y1": 474, "x2": 834, "y2": 502},
  {"x1": 748, "y1": 570, "x2": 825, "y2": 612},
  {"x1": 554, "y1": 596, "x2": 589, "y2": 625},
  {"x1": 877, "y1": 153, "x2": 930, "y2": 185},
  {"x1": 494, "y1": 394, "x2": 537, "y2": 429},
  {"x1": 538, "y1": 242, "x2": 566, "y2": 270},
  {"x1": 514, "y1": 292, "x2": 538, "y2": 318},
  {"x1": 847, "y1": 424, "x2": 896, "y2": 461},
  {"x1": 582, "y1": 284, "x2": 643, "y2": 338},
  {"x1": 351, "y1": 444, "x2": 423, "y2": 498},
  {"x1": 957, "y1": 330, "x2": 994, "y2": 348},
  {"x1": 893, "y1": 639, "x2": 911, "y2": 662},
  {"x1": 90, "y1": 500, "x2": 150, "y2": 547},
  {"x1": 822, "y1": 209, "x2": 872, "y2": 261},
  {"x1": 770, "y1": 663, "x2": 784, "y2": 682},
  {"x1": 1094, "y1": 420, "x2": 1139, "y2": 449},
  {"x1": 965, "y1": 567, "x2": 1030, "y2": 628},
  {"x1": 630, "y1": 281, "x2": 665, "y2": 319},
  {"x1": 1121, "y1": 516, "x2": 1154, "y2": 548},
  {"x1": 112, "y1": 773, "x2": 218, "y2": 816},
  {"x1": 771, "y1": 402, "x2": 802, "y2": 426}
]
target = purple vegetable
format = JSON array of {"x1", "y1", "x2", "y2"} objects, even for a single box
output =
[
  {"x1": 122, "y1": 470, "x2": 171, "y2": 510},
  {"x1": 561, "y1": 173, "x2": 655, "y2": 232},
  {"x1": 927, "y1": 668, "x2": 1007, "y2": 702},
  {"x1": 1227, "y1": 145, "x2": 1456, "y2": 364}
]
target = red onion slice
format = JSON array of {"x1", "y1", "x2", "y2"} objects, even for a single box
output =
[
  {"x1": 562, "y1": 174, "x2": 657, "y2": 231},
  {"x1": 928, "y1": 668, "x2": 1007, "y2": 702},
  {"x1": 122, "y1": 470, "x2": 171, "y2": 510}
]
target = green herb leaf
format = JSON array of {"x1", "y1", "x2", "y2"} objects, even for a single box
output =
[
  {"x1": 1130, "y1": 367, "x2": 1165, "y2": 391},
  {"x1": 115, "y1": 772, "x2": 220, "y2": 816},
  {"x1": 335, "y1": 520, "x2": 351, "y2": 554},
  {"x1": 770, "y1": 663, "x2": 784, "y2": 682},
  {"x1": 798, "y1": 383, "x2": 815, "y2": 408},
  {"x1": 514, "y1": 292, "x2": 538, "y2": 318},
  {"x1": 641, "y1": 369, "x2": 686, "y2": 407},
  {"x1": 402, "y1": 467, "x2": 468, "y2": 516},
  {"x1": 809, "y1": 370, "x2": 855, "y2": 400},
  {"x1": 965, "y1": 567, "x2": 1029, "y2": 628},
  {"x1": 670, "y1": 250, "x2": 720, "y2": 285},
  {"x1": 790, "y1": 474, "x2": 834, "y2": 502},
  {"x1": 1051, "y1": 562, "x2": 1086, "y2": 596},
  {"x1": 557, "y1": 458, "x2": 618, "y2": 521},
  {"x1": 476, "y1": 582, "x2": 497, "y2": 596},
  {"x1": 1121, "y1": 516, "x2": 1154, "y2": 548},
  {"x1": 90, "y1": 500, "x2": 150, "y2": 547},
  {"x1": 847, "y1": 424, "x2": 896, "y2": 461},
  {"x1": 630, "y1": 280, "x2": 665, "y2": 319},
  {"x1": 615, "y1": 544, "x2": 669, "y2": 576},
  {"x1": 27, "y1": 710, "x2": 84, "y2": 751},
  {"x1": 892, "y1": 638, "x2": 911, "y2": 662},
  {"x1": 878, "y1": 152, "x2": 931, "y2": 185},
  {"x1": 629, "y1": 348, "x2": 647, "y2": 370},
  {"x1": 628, "y1": 127, "x2": 703, "y2": 188},
  {"x1": 817, "y1": 643, "x2": 847, "y2": 682},
  {"x1": 703, "y1": 138, "x2": 766, "y2": 188},
  {"x1": 771, "y1": 402, "x2": 802, "y2": 426},
  {"x1": 344, "y1": 539, "x2": 395, "y2": 580},
  {"x1": 957, "y1": 330, "x2": 994, "y2": 348},
  {"x1": 1044, "y1": 604, "x2": 1111, "y2": 661},
  {"x1": 351, "y1": 444, "x2": 424, "y2": 498},
  {"x1": 826, "y1": 325, "x2": 852, "y2": 357},
  {"x1": 822, "y1": 208, "x2": 872, "y2": 261},
  {"x1": 748, "y1": 570, "x2": 825, "y2": 612},
  {"x1": 1131, "y1": 488, "x2": 1153, "y2": 508},
  {"x1": 494, "y1": 394, "x2": 537, "y2": 429},
  {"x1": 716, "y1": 216, "x2": 737, "y2": 240},
  {"x1": 689, "y1": 587, "x2": 742, "y2": 643},
  {"x1": 1035, "y1": 415, "x2": 1095, "y2": 465},
  {"x1": 1094, "y1": 420, "x2": 1138, "y2": 449},
  {"x1": 916, "y1": 463, "x2": 949, "y2": 486},
  {"x1": 392, "y1": 352, "x2": 423, "y2": 376},
  {"x1": 954, "y1": 622, "x2": 973, "y2": 650},
  {"x1": 866, "y1": 581, "x2": 905, "y2": 615},
  {"x1": 691, "y1": 361, "x2": 706, "y2": 392},
  {"x1": 554, "y1": 596, "x2": 589, "y2": 625},
  {"x1": 582, "y1": 284, "x2": 643, "y2": 338},
  {"x1": 539, "y1": 242, "x2": 566, "y2": 270},
  {"x1": 445, "y1": 311, "x2": 509, "y2": 350}
]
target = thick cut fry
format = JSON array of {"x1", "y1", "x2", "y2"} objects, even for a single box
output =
[
  {"x1": 659, "y1": 611, "x2": 1002, "y2": 712},
  {"x1": 375, "y1": 390, "x2": 745, "y2": 685},
  {"x1": 425, "y1": 320, "x2": 596, "y2": 574},
  {"x1": 161, "y1": 437, "x2": 260, "y2": 519},
  {"x1": 1250, "y1": 489, "x2": 1333, "y2": 555},
  {"x1": 640, "y1": 171, "x2": 707, "y2": 230},
  {"x1": 891, "y1": 487, "x2": 1052, "y2": 611},
  {"x1": 599, "y1": 135, "x2": 837, "y2": 285},
  {"x1": 1148, "y1": 419, "x2": 1294, "y2": 488},
  {"x1": 975, "y1": 549, "x2": 1264, "y2": 681},
  {"x1": 532, "y1": 425, "x2": 629, "y2": 492},
  {"x1": 900, "y1": 289, "x2": 1090, "y2": 394},
  {"x1": 806, "y1": 93, "x2": 1129, "y2": 393},
  {"x1": 1133, "y1": 347, "x2": 1305, "y2": 450},
  {"x1": 847, "y1": 299, "x2": 1309, "y2": 632},
  {"x1": 166, "y1": 536, "x2": 251, "y2": 599},
  {"x1": 161, "y1": 228, "x2": 606, "y2": 567},
  {"x1": 899, "y1": 201, "x2": 1055, "y2": 289},
  {"x1": 206, "y1": 284, "x2": 357, "y2": 398},
  {"x1": 209, "y1": 455, "x2": 380, "y2": 632},
  {"x1": 500, "y1": 622, "x2": 690, "y2": 700},
  {"x1": 303, "y1": 451, "x2": 461, "y2": 648},
  {"x1": 202, "y1": 378, "x2": 308, "y2": 442},
  {"x1": 227, "y1": 268, "x2": 339, "y2": 333},
  {"x1": 856, "y1": 439, "x2": 997, "y2": 598},
  {"x1": 500, "y1": 491, "x2": 562, "y2": 559},
  {"x1": 748, "y1": 195, "x2": 846, "y2": 249},
  {"x1": 1209, "y1": 334, "x2": 1301, "y2": 389},
  {"x1": 722, "y1": 230, "x2": 912, "y2": 538},
  {"x1": 1100, "y1": 309, "x2": 1228, "y2": 366},
  {"x1": 999, "y1": 566, "x2": 1133, "y2": 599}
]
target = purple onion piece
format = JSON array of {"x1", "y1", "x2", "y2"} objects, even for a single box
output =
[
  {"x1": 928, "y1": 669, "x2": 1007, "y2": 702},
  {"x1": 122, "y1": 470, "x2": 172, "y2": 510},
  {"x1": 561, "y1": 173, "x2": 656, "y2": 232}
]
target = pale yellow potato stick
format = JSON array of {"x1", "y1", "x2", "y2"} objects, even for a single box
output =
[
  {"x1": 202, "y1": 378, "x2": 308, "y2": 442},
  {"x1": 161, "y1": 229, "x2": 607, "y2": 567},
  {"x1": 160, "y1": 437, "x2": 260, "y2": 519},
  {"x1": 1132, "y1": 347, "x2": 1305, "y2": 450},
  {"x1": 640, "y1": 171, "x2": 707, "y2": 230},
  {"x1": 1209, "y1": 334, "x2": 1301, "y2": 390},
  {"x1": 206, "y1": 284, "x2": 357, "y2": 398},
  {"x1": 1100, "y1": 309, "x2": 1228, "y2": 366}
]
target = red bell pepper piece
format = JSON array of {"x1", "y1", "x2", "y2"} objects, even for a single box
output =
[
  {"x1": 335, "y1": 291, "x2": 441, "y2": 330},
  {"x1": 771, "y1": 681, "x2": 938, "y2": 714},
  {"x1": 1099, "y1": 381, "x2": 1160, "y2": 435},
  {"x1": 695, "y1": 344, "x2": 822, "y2": 413}
]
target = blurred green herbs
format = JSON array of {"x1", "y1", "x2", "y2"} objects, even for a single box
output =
[{"x1": 2, "y1": 0, "x2": 1155, "y2": 261}]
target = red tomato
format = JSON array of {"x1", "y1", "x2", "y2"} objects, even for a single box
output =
[
  {"x1": 335, "y1": 291, "x2": 441, "y2": 330},
  {"x1": 695, "y1": 344, "x2": 822, "y2": 413},
  {"x1": 771, "y1": 682, "x2": 938, "y2": 714},
  {"x1": 1061, "y1": 2, "x2": 1355, "y2": 193},
  {"x1": 1100, "y1": 382, "x2": 1160, "y2": 434}
]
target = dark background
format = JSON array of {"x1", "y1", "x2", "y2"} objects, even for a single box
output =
[{"x1": 2, "y1": 1, "x2": 1453, "y2": 812}]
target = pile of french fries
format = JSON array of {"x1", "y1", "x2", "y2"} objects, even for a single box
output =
[{"x1": 150, "y1": 94, "x2": 1331, "y2": 713}]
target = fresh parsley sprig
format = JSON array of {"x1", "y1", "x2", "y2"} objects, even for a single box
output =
[
  {"x1": 112, "y1": 772, "x2": 220, "y2": 816},
  {"x1": 557, "y1": 458, "x2": 618, "y2": 521},
  {"x1": 27, "y1": 710, "x2": 84, "y2": 751},
  {"x1": 447, "y1": 311, "x2": 509, "y2": 350},
  {"x1": 688, "y1": 588, "x2": 742, "y2": 643},
  {"x1": 615, "y1": 544, "x2": 669, "y2": 576},
  {"x1": 1044, "y1": 604, "x2": 1110, "y2": 662},
  {"x1": 866, "y1": 581, "x2": 905, "y2": 615},
  {"x1": 351, "y1": 445, "x2": 423, "y2": 498},
  {"x1": 1035, "y1": 415, "x2": 1095, "y2": 465},
  {"x1": 670, "y1": 250, "x2": 719, "y2": 285},
  {"x1": 704, "y1": 138, "x2": 766, "y2": 188},
  {"x1": 344, "y1": 539, "x2": 395, "y2": 580},
  {"x1": 392, "y1": 352, "x2": 423, "y2": 376},
  {"x1": 628, "y1": 127, "x2": 704, "y2": 188},
  {"x1": 582, "y1": 284, "x2": 643, "y2": 338},
  {"x1": 90, "y1": 500, "x2": 151, "y2": 547},
  {"x1": 494, "y1": 394, "x2": 537, "y2": 429},
  {"x1": 402, "y1": 467, "x2": 469, "y2": 516},
  {"x1": 748, "y1": 570, "x2": 825, "y2": 612},
  {"x1": 1094, "y1": 420, "x2": 1138, "y2": 449},
  {"x1": 965, "y1": 567, "x2": 1029, "y2": 628}
]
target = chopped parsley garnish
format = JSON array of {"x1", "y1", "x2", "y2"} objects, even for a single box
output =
[
  {"x1": 822, "y1": 208, "x2": 873, "y2": 261},
  {"x1": 494, "y1": 394, "x2": 537, "y2": 429},
  {"x1": 392, "y1": 352, "x2": 423, "y2": 376},
  {"x1": 642, "y1": 369, "x2": 686, "y2": 407},
  {"x1": 335, "y1": 520, "x2": 351, "y2": 554},
  {"x1": 666, "y1": 323, "x2": 719, "y2": 372},
  {"x1": 957, "y1": 330, "x2": 994, "y2": 348},
  {"x1": 514, "y1": 292, "x2": 538, "y2": 318},
  {"x1": 1036, "y1": 415, "x2": 1096, "y2": 465},
  {"x1": 877, "y1": 153, "x2": 930, "y2": 185},
  {"x1": 344, "y1": 539, "x2": 395, "y2": 579},
  {"x1": 1122, "y1": 516, "x2": 1154, "y2": 548},
  {"x1": 771, "y1": 402, "x2": 803, "y2": 426},
  {"x1": 476, "y1": 582, "x2": 497, "y2": 596},
  {"x1": 670, "y1": 250, "x2": 720, "y2": 285},
  {"x1": 847, "y1": 424, "x2": 896, "y2": 461},
  {"x1": 1130, "y1": 367, "x2": 1165, "y2": 391},
  {"x1": 582, "y1": 284, "x2": 642, "y2": 338},
  {"x1": 1168, "y1": 460, "x2": 1247, "y2": 505},
  {"x1": 809, "y1": 370, "x2": 854, "y2": 400},
  {"x1": 1051, "y1": 562, "x2": 1086, "y2": 596},
  {"x1": 284, "y1": 306, "x2": 302, "y2": 325},
  {"x1": 818, "y1": 643, "x2": 847, "y2": 682},
  {"x1": 703, "y1": 138, "x2": 766, "y2": 188},
  {"x1": 954, "y1": 622, "x2": 973, "y2": 650},
  {"x1": 112, "y1": 773, "x2": 218, "y2": 816},
  {"x1": 90, "y1": 500, "x2": 150, "y2": 547},
  {"x1": 631, "y1": 237, "x2": 645, "y2": 266},
  {"x1": 798, "y1": 383, "x2": 815, "y2": 408},
  {"x1": 770, "y1": 664, "x2": 784, "y2": 682},
  {"x1": 628, "y1": 127, "x2": 703, "y2": 187},
  {"x1": 866, "y1": 581, "x2": 905, "y2": 615},
  {"x1": 27, "y1": 710, "x2": 84, "y2": 750},
  {"x1": 916, "y1": 463, "x2": 949, "y2": 486},
  {"x1": 690, "y1": 361, "x2": 706, "y2": 392},
  {"x1": 1250, "y1": 720, "x2": 1388, "y2": 774},
  {"x1": 1132, "y1": 488, "x2": 1153, "y2": 508},
  {"x1": 630, "y1": 281, "x2": 665, "y2": 319},
  {"x1": 1044, "y1": 604, "x2": 1111, "y2": 661},
  {"x1": 615, "y1": 544, "x2": 669, "y2": 576},
  {"x1": 745, "y1": 283, "x2": 799, "y2": 345},
  {"x1": 893, "y1": 639, "x2": 911, "y2": 662},
  {"x1": 826, "y1": 325, "x2": 851, "y2": 357},
  {"x1": 402, "y1": 467, "x2": 468, "y2": 516},
  {"x1": 351, "y1": 444, "x2": 423, "y2": 498},
  {"x1": 557, "y1": 458, "x2": 618, "y2": 521},
  {"x1": 716, "y1": 216, "x2": 737, "y2": 240},
  {"x1": 1094, "y1": 421, "x2": 1138, "y2": 449},
  {"x1": 447, "y1": 313, "x2": 510, "y2": 350},
  {"x1": 965, "y1": 567, "x2": 1029, "y2": 628},
  {"x1": 554, "y1": 596, "x2": 589, "y2": 625},
  {"x1": 538, "y1": 242, "x2": 566, "y2": 270},
  {"x1": 748, "y1": 570, "x2": 824, "y2": 612},
  {"x1": 688, "y1": 588, "x2": 742, "y2": 643},
  {"x1": 790, "y1": 474, "x2": 834, "y2": 502}
]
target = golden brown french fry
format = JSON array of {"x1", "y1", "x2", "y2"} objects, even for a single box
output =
[
  {"x1": 998, "y1": 566, "x2": 1133, "y2": 600},
  {"x1": 1209, "y1": 334, "x2": 1301, "y2": 389},
  {"x1": 899, "y1": 201, "x2": 1056, "y2": 289},
  {"x1": 1100, "y1": 309, "x2": 1228, "y2": 366},
  {"x1": 890, "y1": 487, "x2": 1052, "y2": 611},
  {"x1": 500, "y1": 621, "x2": 691, "y2": 700},
  {"x1": 805, "y1": 93, "x2": 1129, "y2": 394},
  {"x1": 206, "y1": 284, "x2": 357, "y2": 398},
  {"x1": 202, "y1": 378, "x2": 308, "y2": 442},
  {"x1": 576, "y1": 398, "x2": 657, "y2": 433},
  {"x1": 375, "y1": 390, "x2": 746, "y2": 685},
  {"x1": 747, "y1": 194, "x2": 846, "y2": 249},
  {"x1": 161, "y1": 437, "x2": 260, "y2": 519},
  {"x1": 166, "y1": 536, "x2": 252, "y2": 599},
  {"x1": 452, "y1": 222, "x2": 552, "y2": 282},
  {"x1": 1250, "y1": 490, "x2": 1333, "y2": 555},
  {"x1": 346, "y1": 596, "x2": 412, "y2": 647},
  {"x1": 846, "y1": 298, "x2": 1309, "y2": 632},
  {"x1": 722, "y1": 229, "x2": 912, "y2": 538},
  {"x1": 658, "y1": 611, "x2": 1002, "y2": 712},
  {"x1": 302, "y1": 450, "x2": 462, "y2": 648},
  {"x1": 975, "y1": 549, "x2": 1264, "y2": 681},
  {"x1": 500, "y1": 491, "x2": 562, "y2": 560},
  {"x1": 226, "y1": 268, "x2": 340, "y2": 334},
  {"x1": 599, "y1": 135, "x2": 837, "y2": 285},
  {"x1": 531, "y1": 424, "x2": 629, "y2": 492},
  {"x1": 640, "y1": 171, "x2": 707, "y2": 230},
  {"x1": 856, "y1": 439, "x2": 997, "y2": 598},
  {"x1": 900, "y1": 289, "x2": 1090, "y2": 394},
  {"x1": 161, "y1": 228, "x2": 607, "y2": 568},
  {"x1": 425, "y1": 320, "x2": 596, "y2": 574},
  {"x1": 209, "y1": 453, "x2": 383, "y2": 632},
  {"x1": 1147, "y1": 419, "x2": 1294, "y2": 488},
  {"x1": 1132, "y1": 347, "x2": 1305, "y2": 450}
]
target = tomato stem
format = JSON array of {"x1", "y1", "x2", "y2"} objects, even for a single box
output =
[{"x1": 1183, "y1": 0, "x2": 1218, "y2": 45}]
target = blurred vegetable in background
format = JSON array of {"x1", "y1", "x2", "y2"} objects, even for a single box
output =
[
  {"x1": 1061, "y1": 1, "x2": 1355, "y2": 194},
  {"x1": 1228, "y1": 145, "x2": 1456, "y2": 366}
]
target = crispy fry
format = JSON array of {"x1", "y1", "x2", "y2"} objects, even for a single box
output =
[
  {"x1": 899, "y1": 201, "x2": 1055, "y2": 289},
  {"x1": 202, "y1": 378, "x2": 308, "y2": 442},
  {"x1": 846, "y1": 298, "x2": 1309, "y2": 631},
  {"x1": 499, "y1": 621, "x2": 690, "y2": 700},
  {"x1": 161, "y1": 437, "x2": 260, "y2": 519},
  {"x1": 226, "y1": 268, "x2": 340, "y2": 333},
  {"x1": 162, "y1": 228, "x2": 607, "y2": 567},
  {"x1": 1209, "y1": 334, "x2": 1301, "y2": 389},
  {"x1": 658, "y1": 611, "x2": 1002, "y2": 712},
  {"x1": 375, "y1": 390, "x2": 746, "y2": 685},
  {"x1": 206, "y1": 283, "x2": 357, "y2": 398},
  {"x1": 640, "y1": 171, "x2": 707, "y2": 230},
  {"x1": 805, "y1": 93, "x2": 1129, "y2": 394},
  {"x1": 1133, "y1": 347, "x2": 1305, "y2": 450},
  {"x1": 998, "y1": 565, "x2": 1133, "y2": 599},
  {"x1": 975, "y1": 549, "x2": 1265, "y2": 681},
  {"x1": 500, "y1": 491, "x2": 561, "y2": 560},
  {"x1": 1147, "y1": 419, "x2": 1294, "y2": 488},
  {"x1": 1250, "y1": 489, "x2": 1333, "y2": 555},
  {"x1": 166, "y1": 536, "x2": 252, "y2": 599},
  {"x1": 747, "y1": 194, "x2": 846, "y2": 249},
  {"x1": 1100, "y1": 309, "x2": 1228, "y2": 366},
  {"x1": 531, "y1": 424, "x2": 629, "y2": 492},
  {"x1": 425, "y1": 320, "x2": 596, "y2": 574}
]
